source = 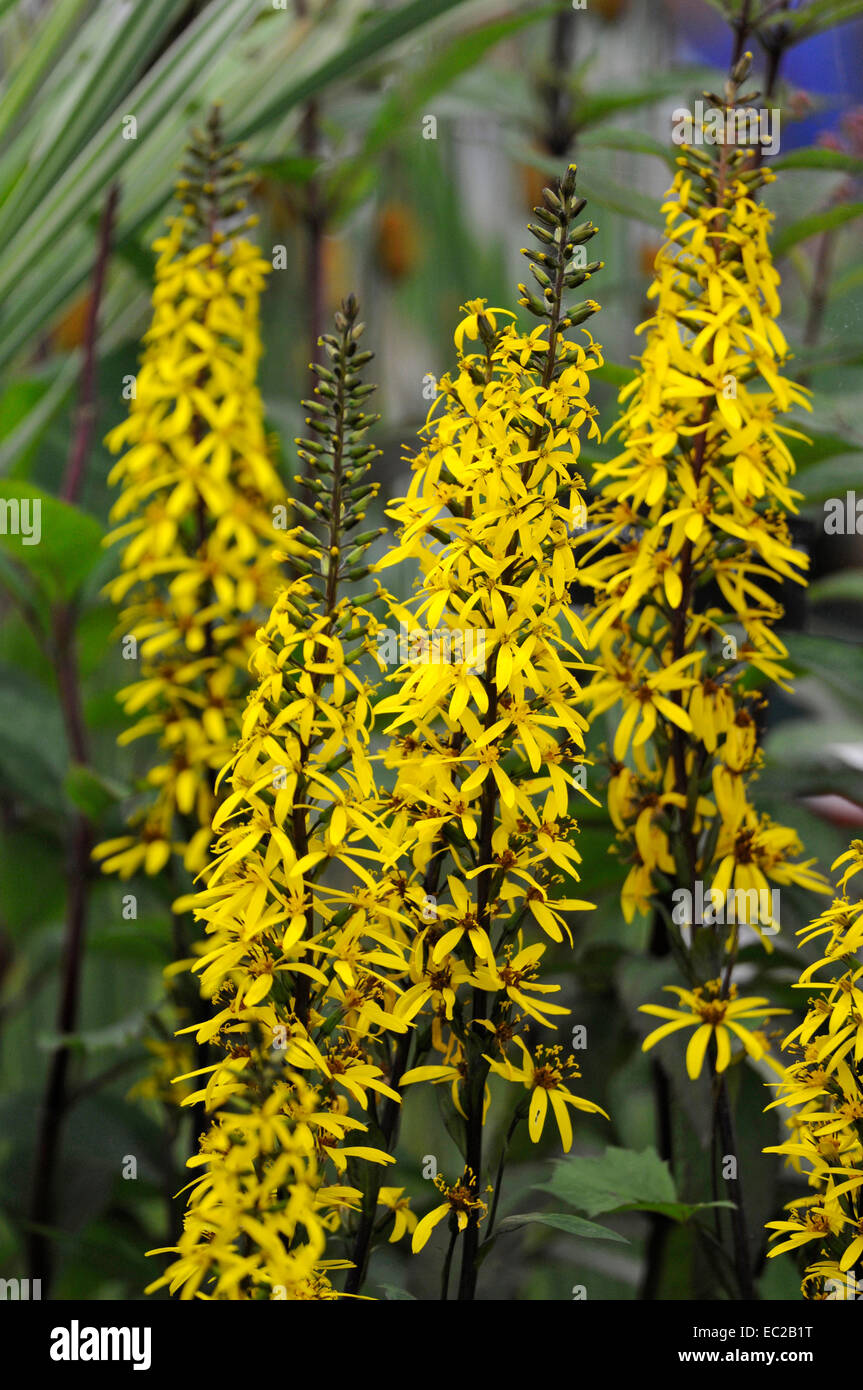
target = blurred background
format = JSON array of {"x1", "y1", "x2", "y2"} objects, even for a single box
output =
[{"x1": 1, "y1": 0, "x2": 863, "y2": 1300}]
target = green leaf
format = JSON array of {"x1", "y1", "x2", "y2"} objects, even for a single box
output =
[
  {"x1": 236, "y1": 0, "x2": 474, "y2": 141},
  {"x1": 0, "y1": 0, "x2": 481, "y2": 365},
  {"x1": 0, "y1": 670, "x2": 66, "y2": 806},
  {"x1": 0, "y1": 480, "x2": 103, "y2": 600},
  {"x1": 495, "y1": 1210, "x2": 628, "y2": 1242},
  {"x1": 0, "y1": 825, "x2": 66, "y2": 935},
  {"x1": 64, "y1": 763, "x2": 128, "y2": 820},
  {"x1": 376, "y1": 1282, "x2": 417, "y2": 1300},
  {"x1": 86, "y1": 922, "x2": 170, "y2": 966},
  {"x1": 807, "y1": 570, "x2": 863, "y2": 604},
  {"x1": 0, "y1": 378, "x2": 51, "y2": 443},
  {"x1": 572, "y1": 70, "x2": 713, "y2": 131},
  {"x1": 513, "y1": 142, "x2": 663, "y2": 228},
  {"x1": 0, "y1": 0, "x2": 92, "y2": 149},
  {"x1": 0, "y1": 0, "x2": 185, "y2": 249},
  {"x1": 783, "y1": 632, "x2": 863, "y2": 714},
  {"x1": 0, "y1": 0, "x2": 255, "y2": 300},
  {"x1": 763, "y1": 718, "x2": 863, "y2": 786},
  {"x1": 789, "y1": 422, "x2": 863, "y2": 471},
  {"x1": 38, "y1": 1011, "x2": 148, "y2": 1056},
  {"x1": 257, "y1": 155, "x2": 323, "y2": 185},
  {"x1": 792, "y1": 343, "x2": 863, "y2": 374},
  {"x1": 0, "y1": 355, "x2": 78, "y2": 468},
  {"x1": 794, "y1": 454, "x2": 863, "y2": 503},
  {"x1": 782, "y1": 0, "x2": 863, "y2": 42},
  {"x1": 337, "y1": 3, "x2": 555, "y2": 204},
  {"x1": 773, "y1": 147, "x2": 863, "y2": 175},
  {"x1": 576, "y1": 171, "x2": 665, "y2": 229},
  {"x1": 831, "y1": 262, "x2": 863, "y2": 298},
  {"x1": 614, "y1": 1199, "x2": 735, "y2": 1221},
  {"x1": 535, "y1": 1145, "x2": 676, "y2": 1217},
  {"x1": 774, "y1": 202, "x2": 863, "y2": 257},
  {"x1": 579, "y1": 127, "x2": 677, "y2": 167},
  {"x1": 112, "y1": 231, "x2": 158, "y2": 288},
  {"x1": 594, "y1": 360, "x2": 637, "y2": 389}
]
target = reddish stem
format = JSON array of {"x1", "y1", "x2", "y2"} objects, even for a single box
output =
[{"x1": 61, "y1": 184, "x2": 119, "y2": 505}]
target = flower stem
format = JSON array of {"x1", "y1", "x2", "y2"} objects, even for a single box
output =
[
  {"x1": 441, "y1": 1214, "x2": 460, "y2": 1300},
  {"x1": 28, "y1": 607, "x2": 92, "y2": 1293},
  {"x1": 344, "y1": 1028, "x2": 412, "y2": 1295},
  {"x1": 62, "y1": 183, "x2": 118, "y2": 505},
  {"x1": 713, "y1": 1063, "x2": 756, "y2": 1300}
]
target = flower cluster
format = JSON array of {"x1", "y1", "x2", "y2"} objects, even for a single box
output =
[
  {"x1": 375, "y1": 164, "x2": 608, "y2": 1297},
  {"x1": 95, "y1": 112, "x2": 282, "y2": 884},
  {"x1": 572, "y1": 70, "x2": 828, "y2": 1029},
  {"x1": 568, "y1": 62, "x2": 834, "y2": 1300},
  {"x1": 149, "y1": 298, "x2": 418, "y2": 1299},
  {"x1": 146, "y1": 1072, "x2": 337, "y2": 1300},
  {"x1": 765, "y1": 842, "x2": 863, "y2": 1298}
]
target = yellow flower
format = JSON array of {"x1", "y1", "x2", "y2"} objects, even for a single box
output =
[
  {"x1": 587, "y1": 652, "x2": 700, "y2": 760},
  {"x1": 394, "y1": 947, "x2": 475, "y2": 1024},
  {"x1": 575, "y1": 88, "x2": 822, "y2": 969},
  {"x1": 412, "y1": 1169, "x2": 488, "y2": 1253},
  {"x1": 486, "y1": 1037, "x2": 608, "y2": 1152},
  {"x1": 376, "y1": 1188, "x2": 418, "y2": 1244},
  {"x1": 576, "y1": 91, "x2": 830, "y2": 1314},
  {"x1": 766, "y1": 1202, "x2": 844, "y2": 1259},
  {"x1": 400, "y1": 1057, "x2": 473, "y2": 1119},
  {"x1": 641, "y1": 980, "x2": 788, "y2": 1079},
  {"x1": 472, "y1": 941, "x2": 570, "y2": 1028},
  {"x1": 428, "y1": 875, "x2": 494, "y2": 964},
  {"x1": 453, "y1": 300, "x2": 514, "y2": 352}
]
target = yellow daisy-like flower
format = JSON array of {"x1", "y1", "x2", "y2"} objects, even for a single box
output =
[
  {"x1": 452, "y1": 299, "x2": 514, "y2": 352},
  {"x1": 765, "y1": 1201, "x2": 844, "y2": 1259},
  {"x1": 486, "y1": 1036, "x2": 608, "y2": 1152},
  {"x1": 411, "y1": 1169, "x2": 488, "y2": 1253},
  {"x1": 472, "y1": 941, "x2": 570, "y2": 1028},
  {"x1": 641, "y1": 980, "x2": 789, "y2": 1079}
]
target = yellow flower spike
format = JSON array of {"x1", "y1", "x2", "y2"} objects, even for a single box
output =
[
  {"x1": 94, "y1": 114, "x2": 287, "y2": 1136},
  {"x1": 372, "y1": 164, "x2": 608, "y2": 1298},
  {"x1": 96, "y1": 134, "x2": 282, "y2": 888},
  {"x1": 144, "y1": 296, "x2": 419, "y2": 1302},
  {"x1": 575, "y1": 96, "x2": 831, "y2": 1311}
]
